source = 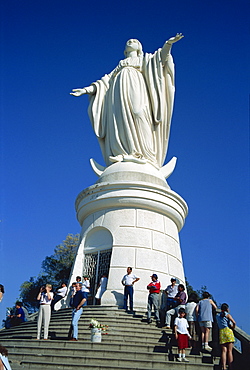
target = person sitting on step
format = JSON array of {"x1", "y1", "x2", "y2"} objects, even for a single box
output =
[
  {"x1": 51, "y1": 282, "x2": 67, "y2": 311},
  {"x1": 164, "y1": 284, "x2": 187, "y2": 329}
]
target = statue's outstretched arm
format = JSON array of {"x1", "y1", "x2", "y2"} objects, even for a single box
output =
[
  {"x1": 166, "y1": 33, "x2": 184, "y2": 45},
  {"x1": 70, "y1": 85, "x2": 96, "y2": 97},
  {"x1": 161, "y1": 33, "x2": 184, "y2": 63}
]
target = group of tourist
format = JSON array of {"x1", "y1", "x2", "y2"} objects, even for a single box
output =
[
  {"x1": 32, "y1": 273, "x2": 108, "y2": 341},
  {"x1": 2, "y1": 272, "x2": 237, "y2": 369},
  {"x1": 171, "y1": 297, "x2": 236, "y2": 369},
  {"x1": 68, "y1": 274, "x2": 108, "y2": 341},
  {"x1": 121, "y1": 270, "x2": 236, "y2": 369}
]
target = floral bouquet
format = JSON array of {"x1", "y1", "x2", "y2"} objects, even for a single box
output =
[{"x1": 89, "y1": 319, "x2": 108, "y2": 334}]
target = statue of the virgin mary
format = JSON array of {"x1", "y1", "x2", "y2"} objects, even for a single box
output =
[{"x1": 71, "y1": 34, "x2": 183, "y2": 171}]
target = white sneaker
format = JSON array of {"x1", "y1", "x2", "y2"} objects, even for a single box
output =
[
  {"x1": 205, "y1": 345, "x2": 212, "y2": 351},
  {"x1": 177, "y1": 357, "x2": 182, "y2": 362},
  {"x1": 182, "y1": 357, "x2": 189, "y2": 362}
]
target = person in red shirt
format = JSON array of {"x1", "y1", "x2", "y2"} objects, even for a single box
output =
[{"x1": 147, "y1": 274, "x2": 161, "y2": 325}]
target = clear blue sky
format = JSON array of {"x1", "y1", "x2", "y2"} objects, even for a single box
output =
[{"x1": 1, "y1": 0, "x2": 249, "y2": 333}]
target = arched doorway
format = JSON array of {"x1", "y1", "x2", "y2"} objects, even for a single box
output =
[{"x1": 84, "y1": 227, "x2": 113, "y2": 304}]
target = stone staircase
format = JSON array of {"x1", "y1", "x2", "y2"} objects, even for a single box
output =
[{"x1": 0, "y1": 306, "x2": 222, "y2": 369}]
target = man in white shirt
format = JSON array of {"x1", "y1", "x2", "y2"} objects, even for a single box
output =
[
  {"x1": 51, "y1": 282, "x2": 67, "y2": 311},
  {"x1": 121, "y1": 267, "x2": 140, "y2": 312}
]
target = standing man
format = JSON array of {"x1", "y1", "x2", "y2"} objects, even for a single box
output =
[
  {"x1": 121, "y1": 267, "x2": 140, "y2": 313},
  {"x1": 164, "y1": 277, "x2": 179, "y2": 310},
  {"x1": 70, "y1": 283, "x2": 87, "y2": 341},
  {"x1": 147, "y1": 274, "x2": 161, "y2": 325}
]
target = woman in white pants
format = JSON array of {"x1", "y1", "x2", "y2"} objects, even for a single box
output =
[{"x1": 36, "y1": 284, "x2": 53, "y2": 340}]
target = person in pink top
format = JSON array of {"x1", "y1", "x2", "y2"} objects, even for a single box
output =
[{"x1": 147, "y1": 274, "x2": 161, "y2": 325}]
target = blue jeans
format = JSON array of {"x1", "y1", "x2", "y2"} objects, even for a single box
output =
[
  {"x1": 166, "y1": 297, "x2": 177, "y2": 311},
  {"x1": 165, "y1": 304, "x2": 185, "y2": 326},
  {"x1": 123, "y1": 285, "x2": 133, "y2": 311},
  {"x1": 71, "y1": 308, "x2": 83, "y2": 339}
]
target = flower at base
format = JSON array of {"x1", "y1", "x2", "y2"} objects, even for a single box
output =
[{"x1": 89, "y1": 319, "x2": 108, "y2": 333}]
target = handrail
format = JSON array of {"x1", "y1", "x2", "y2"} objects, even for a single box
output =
[{"x1": 233, "y1": 325, "x2": 250, "y2": 356}]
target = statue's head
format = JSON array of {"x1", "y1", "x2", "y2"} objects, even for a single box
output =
[{"x1": 124, "y1": 39, "x2": 143, "y2": 57}]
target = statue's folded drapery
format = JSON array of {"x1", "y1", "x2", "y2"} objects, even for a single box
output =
[{"x1": 87, "y1": 49, "x2": 175, "y2": 168}]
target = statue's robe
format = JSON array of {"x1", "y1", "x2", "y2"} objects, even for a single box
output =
[{"x1": 88, "y1": 49, "x2": 175, "y2": 168}]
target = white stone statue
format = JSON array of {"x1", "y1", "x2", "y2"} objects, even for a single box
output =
[{"x1": 71, "y1": 34, "x2": 183, "y2": 171}]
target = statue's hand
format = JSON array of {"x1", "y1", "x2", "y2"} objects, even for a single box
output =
[
  {"x1": 167, "y1": 33, "x2": 184, "y2": 45},
  {"x1": 70, "y1": 88, "x2": 87, "y2": 97}
]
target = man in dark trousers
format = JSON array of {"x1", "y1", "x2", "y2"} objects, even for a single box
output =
[{"x1": 121, "y1": 267, "x2": 140, "y2": 313}]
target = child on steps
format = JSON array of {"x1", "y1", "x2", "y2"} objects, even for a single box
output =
[{"x1": 174, "y1": 307, "x2": 191, "y2": 362}]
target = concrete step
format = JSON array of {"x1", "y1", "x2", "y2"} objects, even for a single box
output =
[
  {"x1": 0, "y1": 325, "x2": 163, "y2": 337},
  {"x1": 1, "y1": 314, "x2": 161, "y2": 337},
  {"x1": 8, "y1": 351, "x2": 219, "y2": 370},
  {"x1": 6, "y1": 346, "x2": 209, "y2": 362},
  {"x1": 0, "y1": 338, "x2": 168, "y2": 353},
  {"x1": 0, "y1": 338, "x2": 219, "y2": 358},
  {"x1": 1, "y1": 332, "x2": 171, "y2": 344},
  {"x1": 1, "y1": 323, "x2": 171, "y2": 342},
  {"x1": 49, "y1": 316, "x2": 159, "y2": 327},
  {"x1": 52, "y1": 307, "x2": 145, "y2": 317},
  {"x1": 50, "y1": 319, "x2": 160, "y2": 331},
  {"x1": 10, "y1": 360, "x2": 222, "y2": 370},
  {"x1": 0, "y1": 306, "x2": 220, "y2": 370}
]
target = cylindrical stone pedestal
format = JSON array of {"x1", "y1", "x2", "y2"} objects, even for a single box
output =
[{"x1": 69, "y1": 161, "x2": 188, "y2": 310}]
